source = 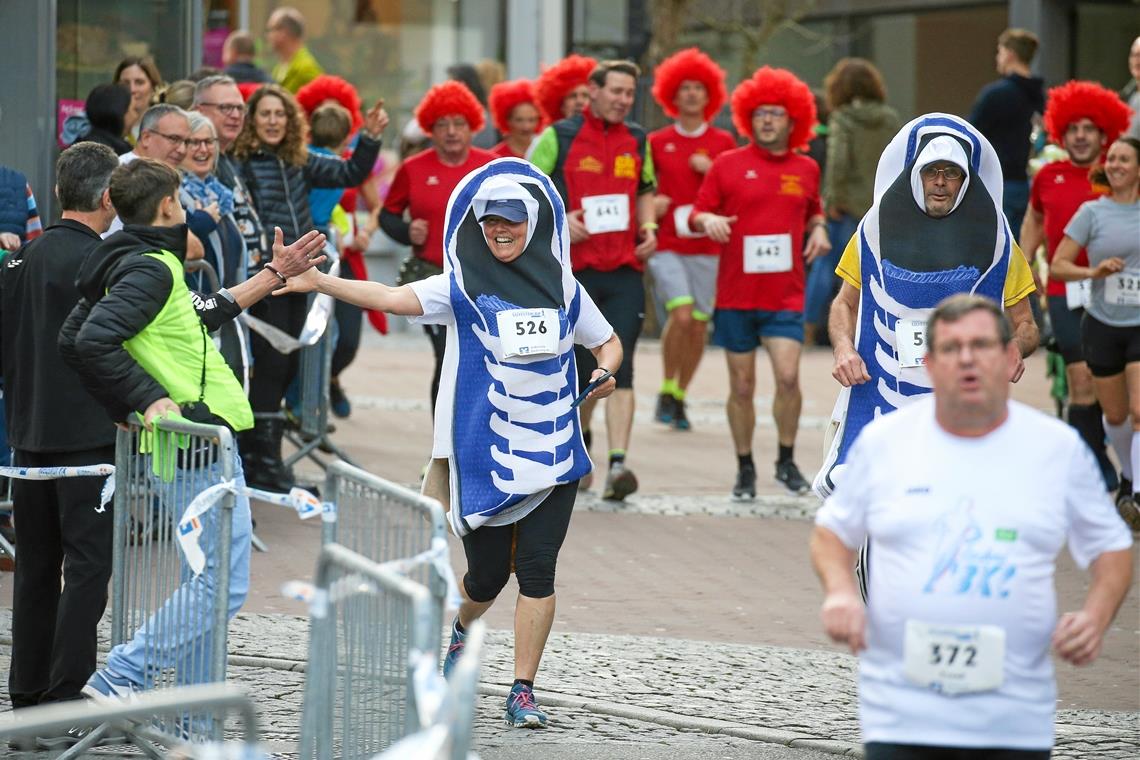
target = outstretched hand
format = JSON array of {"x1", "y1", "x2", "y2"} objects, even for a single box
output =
[
  {"x1": 363, "y1": 98, "x2": 390, "y2": 139},
  {"x1": 272, "y1": 265, "x2": 322, "y2": 296},
  {"x1": 270, "y1": 227, "x2": 327, "y2": 279}
]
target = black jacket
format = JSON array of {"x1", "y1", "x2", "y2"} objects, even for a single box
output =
[
  {"x1": 58, "y1": 224, "x2": 241, "y2": 424},
  {"x1": 968, "y1": 74, "x2": 1046, "y2": 182},
  {"x1": 239, "y1": 135, "x2": 380, "y2": 246},
  {"x1": 0, "y1": 219, "x2": 117, "y2": 452},
  {"x1": 78, "y1": 128, "x2": 132, "y2": 156}
]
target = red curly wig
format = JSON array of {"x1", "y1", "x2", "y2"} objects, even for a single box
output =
[
  {"x1": 651, "y1": 48, "x2": 727, "y2": 122},
  {"x1": 1044, "y1": 80, "x2": 1132, "y2": 149},
  {"x1": 730, "y1": 66, "x2": 817, "y2": 151},
  {"x1": 535, "y1": 54, "x2": 597, "y2": 122},
  {"x1": 489, "y1": 79, "x2": 543, "y2": 134},
  {"x1": 296, "y1": 74, "x2": 364, "y2": 132},
  {"x1": 415, "y1": 80, "x2": 485, "y2": 133},
  {"x1": 236, "y1": 82, "x2": 261, "y2": 102}
]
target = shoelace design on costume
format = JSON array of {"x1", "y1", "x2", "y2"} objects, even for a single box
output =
[{"x1": 511, "y1": 687, "x2": 537, "y2": 711}]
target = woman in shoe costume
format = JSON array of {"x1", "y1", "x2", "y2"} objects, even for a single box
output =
[{"x1": 276, "y1": 157, "x2": 621, "y2": 728}]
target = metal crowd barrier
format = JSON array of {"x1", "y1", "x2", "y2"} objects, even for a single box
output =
[
  {"x1": 69, "y1": 417, "x2": 240, "y2": 756},
  {"x1": 323, "y1": 460, "x2": 450, "y2": 646},
  {"x1": 0, "y1": 684, "x2": 261, "y2": 758},
  {"x1": 282, "y1": 317, "x2": 359, "y2": 470},
  {"x1": 298, "y1": 543, "x2": 435, "y2": 760}
]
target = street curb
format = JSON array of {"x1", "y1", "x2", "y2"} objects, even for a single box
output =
[{"x1": 479, "y1": 682, "x2": 864, "y2": 757}]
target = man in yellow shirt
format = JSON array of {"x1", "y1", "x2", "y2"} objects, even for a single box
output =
[
  {"x1": 267, "y1": 7, "x2": 323, "y2": 94},
  {"x1": 816, "y1": 115, "x2": 1038, "y2": 502}
]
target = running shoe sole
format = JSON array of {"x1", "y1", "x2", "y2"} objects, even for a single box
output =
[
  {"x1": 603, "y1": 470, "x2": 638, "y2": 501},
  {"x1": 1116, "y1": 495, "x2": 1140, "y2": 532},
  {"x1": 503, "y1": 712, "x2": 548, "y2": 728}
]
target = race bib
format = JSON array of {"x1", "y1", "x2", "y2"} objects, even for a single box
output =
[
  {"x1": 581, "y1": 194, "x2": 630, "y2": 234},
  {"x1": 1104, "y1": 269, "x2": 1140, "y2": 307},
  {"x1": 672, "y1": 204, "x2": 703, "y2": 239},
  {"x1": 895, "y1": 319, "x2": 927, "y2": 368},
  {"x1": 1065, "y1": 279, "x2": 1091, "y2": 310},
  {"x1": 903, "y1": 620, "x2": 1005, "y2": 696},
  {"x1": 742, "y1": 234, "x2": 792, "y2": 274},
  {"x1": 496, "y1": 308, "x2": 559, "y2": 358}
]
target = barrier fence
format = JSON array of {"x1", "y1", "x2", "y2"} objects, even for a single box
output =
[
  {"x1": 323, "y1": 460, "x2": 451, "y2": 644},
  {"x1": 298, "y1": 542, "x2": 436, "y2": 760}
]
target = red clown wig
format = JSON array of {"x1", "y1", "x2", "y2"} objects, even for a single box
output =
[
  {"x1": 296, "y1": 74, "x2": 364, "y2": 132},
  {"x1": 651, "y1": 48, "x2": 727, "y2": 122},
  {"x1": 236, "y1": 82, "x2": 261, "y2": 102},
  {"x1": 1044, "y1": 80, "x2": 1132, "y2": 148},
  {"x1": 730, "y1": 66, "x2": 817, "y2": 151},
  {"x1": 535, "y1": 54, "x2": 597, "y2": 123},
  {"x1": 489, "y1": 79, "x2": 543, "y2": 133},
  {"x1": 415, "y1": 80, "x2": 485, "y2": 134}
]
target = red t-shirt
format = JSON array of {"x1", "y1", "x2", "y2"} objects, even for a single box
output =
[
  {"x1": 649, "y1": 124, "x2": 737, "y2": 255},
  {"x1": 692, "y1": 144, "x2": 821, "y2": 312},
  {"x1": 490, "y1": 140, "x2": 525, "y2": 158},
  {"x1": 1029, "y1": 160, "x2": 1105, "y2": 297},
  {"x1": 383, "y1": 147, "x2": 496, "y2": 267}
]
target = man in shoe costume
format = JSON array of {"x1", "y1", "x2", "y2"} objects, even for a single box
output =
[
  {"x1": 816, "y1": 115, "x2": 1038, "y2": 506},
  {"x1": 281, "y1": 157, "x2": 620, "y2": 728}
]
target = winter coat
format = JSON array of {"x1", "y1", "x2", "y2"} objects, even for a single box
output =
[{"x1": 823, "y1": 99, "x2": 901, "y2": 219}]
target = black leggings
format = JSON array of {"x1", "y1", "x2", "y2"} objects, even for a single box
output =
[
  {"x1": 460, "y1": 482, "x2": 577, "y2": 602},
  {"x1": 865, "y1": 743, "x2": 1049, "y2": 760},
  {"x1": 248, "y1": 291, "x2": 307, "y2": 413},
  {"x1": 331, "y1": 264, "x2": 363, "y2": 378},
  {"x1": 426, "y1": 325, "x2": 446, "y2": 414}
]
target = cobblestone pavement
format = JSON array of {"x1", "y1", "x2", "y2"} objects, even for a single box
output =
[{"x1": 2, "y1": 611, "x2": 1136, "y2": 758}]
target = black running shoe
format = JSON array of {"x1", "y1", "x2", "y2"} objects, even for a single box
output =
[
  {"x1": 732, "y1": 463, "x2": 756, "y2": 501},
  {"x1": 654, "y1": 393, "x2": 676, "y2": 424},
  {"x1": 672, "y1": 399, "x2": 691, "y2": 431},
  {"x1": 775, "y1": 460, "x2": 810, "y2": 494}
]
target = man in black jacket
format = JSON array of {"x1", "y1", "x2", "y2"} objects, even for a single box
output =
[
  {"x1": 58, "y1": 158, "x2": 326, "y2": 704},
  {"x1": 0, "y1": 143, "x2": 118, "y2": 738}
]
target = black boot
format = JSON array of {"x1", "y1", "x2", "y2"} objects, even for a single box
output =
[{"x1": 242, "y1": 417, "x2": 295, "y2": 494}]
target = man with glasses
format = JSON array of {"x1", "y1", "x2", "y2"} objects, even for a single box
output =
[
  {"x1": 811, "y1": 293, "x2": 1132, "y2": 760},
  {"x1": 816, "y1": 113, "x2": 1038, "y2": 512},
  {"x1": 107, "y1": 104, "x2": 194, "y2": 237},
  {"x1": 690, "y1": 67, "x2": 830, "y2": 499},
  {"x1": 193, "y1": 75, "x2": 268, "y2": 268}
]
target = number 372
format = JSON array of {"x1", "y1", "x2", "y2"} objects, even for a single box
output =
[{"x1": 930, "y1": 643, "x2": 977, "y2": 666}]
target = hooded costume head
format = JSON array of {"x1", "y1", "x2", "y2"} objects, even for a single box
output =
[
  {"x1": 1043, "y1": 80, "x2": 1133, "y2": 151},
  {"x1": 433, "y1": 157, "x2": 592, "y2": 535},
  {"x1": 814, "y1": 114, "x2": 1012, "y2": 497},
  {"x1": 730, "y1": 66, "x2": 816, "y2": 151},
  {"x1": 651, "y1": 48, "x2": 728, "y2": 122},
  {"x1": 416, "y1": 81, "x2": 486, "y2": 134},
  {"x1": 488, "y1": 79, "x2": 544, "y2": 134},
  {"x1": 534, "y1": 54, "x2": 597, "y2": 123}
]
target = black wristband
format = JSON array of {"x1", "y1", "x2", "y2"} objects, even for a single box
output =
[{"x1": 264, "y1": 263, "x2": 287, "y2": 285}]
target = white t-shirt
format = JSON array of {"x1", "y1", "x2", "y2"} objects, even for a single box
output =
[
  {"x1": 408, "y1": 272, "x2": 612, "y2": 527},
  {"x1": 102, "y1": 151, "x2": 140, "y2": 238},
  {"x1": 815, "y1": 398, "x2": 1132, "y2": 750}
]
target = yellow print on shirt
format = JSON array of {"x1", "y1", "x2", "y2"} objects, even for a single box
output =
[
  {"x1": 779, "y1": 174, "x2": 804, "y2": 196},
  {"x1": 577, "y1": 156, "x2": 603, "y2": 173},
  {"x1": 614, "y1": 154, "x2": 637, "y2": 179}
]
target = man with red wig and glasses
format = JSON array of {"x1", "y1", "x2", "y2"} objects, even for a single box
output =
[
  {"x1": 380, "y1": 82, "x2": 495, "y2": 411},
  {"x1": 534, "y1": 54, "x2": 596, "y2": 124},
  {"x1": 647, "y1": 48, "x2": 736, "y2": 432},
  {"x1": 531, "y1": 59, "x2": 658, "y2": 502},
  {"x1": 691, "y1": 66, "x2": 830, "y2": 500},
  {"x1": 1021, "y1": 80, "x2": 1133, "y2": 493},
  {"x1": 488, "y1": 79, "x2": 544, "y2": 159}
]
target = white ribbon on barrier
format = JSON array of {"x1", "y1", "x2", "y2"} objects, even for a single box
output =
[
  {"x1": 0, "y1": 464, "x2": 116, "y2": 513},
  {"x1": 239, "y1": 246, "x2": 341, "y2": 355},
  {"x1": 176, "y1": 480, "x2": 330, "y2": 575}
]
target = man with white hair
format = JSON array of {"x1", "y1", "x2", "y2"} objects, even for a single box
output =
[{"x1": 817, "y1": 114, "x2": 1039, "y2": 502}]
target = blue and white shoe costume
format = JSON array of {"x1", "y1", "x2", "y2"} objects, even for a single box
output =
[
  {"x1": 813, "y1": 114, "x2": 1013, "y2": 498},
  {"x1": 413, "y1": 158, "x2": 610, "y2": 536}
]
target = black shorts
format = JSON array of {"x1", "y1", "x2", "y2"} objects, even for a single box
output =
[
  {"x1": 1081, "y1": 312, "x2": 1140, "y2": 377},
  {"x1": 573, "y1": 266, "x2": 644, "y2": 390},
  {"x1": 1046, "y1": 295, "x2": 1085, "y2": 366}
]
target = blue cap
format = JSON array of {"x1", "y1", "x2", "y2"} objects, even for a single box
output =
[{"x1": 478, "y1": 198, "x2": 528, "y2": 224}]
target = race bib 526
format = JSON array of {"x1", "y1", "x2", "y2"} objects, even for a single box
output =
[{"x1": 496, "y1": 308, "x2": 560, "y2": 358}]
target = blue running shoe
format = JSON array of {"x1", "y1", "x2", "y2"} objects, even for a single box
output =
[
  {"x1": 504, "y1": 683, "x2": 548, "y2": 728},
  {"x1": 441, "y1": 617, "x2": 467, "y2": 679},
  {"x1": 81, "y1": 668, "x2": 140, "y2": 703}
]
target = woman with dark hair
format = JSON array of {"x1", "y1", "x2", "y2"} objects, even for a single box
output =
[
  {"x1": 804, "y1": 58, "x2": 900, "y2": 345},
  {"x1": 232, "y1": 84, "x2": 389, "y2": 492},
  {"x1": 80, "y1": 83, "x2": 132, "y2": 154},
  {"x1": 1051, "y1": 136, "x2": 1140, "y2": 525},
  {"x1": 114, "y1": 55, "x2": 164, "y2": 145}
]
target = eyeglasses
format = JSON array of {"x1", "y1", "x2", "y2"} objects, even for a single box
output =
[
  {"x1": 920, "y1": 165, "x2": 965, "y2": 181},
  {"x1": 187, "y1": 138, "x2": 219, "y2": 150},
  {"x1": 753, "y1": 107, "x2": 788, "y2": 120},
  {"x1": 198, "y1": 102, "x2": 245, "y2": 116},
  {"x1": 932, "y1": 337, "x2": 1003, "y2": 357},
  {"x1": 147, "y1": 131, "x2": 191, "y2": 148}
]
